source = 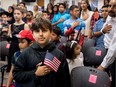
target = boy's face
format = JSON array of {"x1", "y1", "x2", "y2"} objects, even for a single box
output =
[
  {"x1": 18, "y1": 38, "x2": 29, "y2": 51},
  {"x1": 51, "y1": 32, "x2": 59, "y2": 42},
  {"x1": 59, "y1": 5, "x2": 65, "y2": 13},
  {"x1": 101, "y1": 7, "x2": 108, "y2": 18},
  {"x1": 70, "y1": 8, "x2": 80, "y2": 18},
  {"x1": 33, "y1": 28, "x2": 52, "y2": 47},
  {"x1": 42, "y1": 13, "x2": 50, "y2": 19},
  {"x1": 2, "y1": 15, "x2": 8, "y2": 22}
]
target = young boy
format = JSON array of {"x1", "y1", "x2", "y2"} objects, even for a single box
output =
[
  {"x1": 63, "y1": 5, "x2": 85, "y2": 46},
  {"x1": 0, "y1": 11, "x2": 9, "y2": 41},
  {"x1": 13, "y1": 17, "x2": 71, "y2": 87},
  {"x1": 51, "y1": 26, "x2": 66, "y2": 54},
  {"x1": 6, "y1": 30, "x2": 34, "y2": 87},
  {"x1": 42, "y1": 10, "x2": 50, "y2": 20}
]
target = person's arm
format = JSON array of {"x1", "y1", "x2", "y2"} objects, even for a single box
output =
[
  {"x1": 13, "y1": 52, "x2": 51, "y2": 83},
  {"x1": 78, "y1": 21, "x2": 85, "y2": 46},
  {"x1": 52, "y1": 18, "x2": 64, "y2": 26},
  {"x1": 13, "y1": 53, "x2": 37, "y2": 82},
  {"x1": 93, "y1": 21, "x2": 103, "y2": 37},
  {"x1": 7, "y1": 24, "x2": 12, "y2": 37},
  {"x1": 101, "y1": 23, "x2": 112, "y2": 34},
  {"x1": 6, "y1": 65, "x2": 14, "y2": 87},
  {"x1": 24, "y1": 24, "x2": 30, "y2": 30},
  {"x1": 52, "y1": 14, "x2": 70, "y2": 26},
  {"x1": 64, "y1": 21, "x2": 80, "y2": 36},
  {"x1": 98, "y1": 34, "x2": 116, "y2": 70}
]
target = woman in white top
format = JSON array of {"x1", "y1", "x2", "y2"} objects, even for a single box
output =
[
  {"x1": 80, "y1": 0, "x2": 94, "y2": 38},
  {"x1": 66, "y1": 41, "x2": 84, "y2": 74}
]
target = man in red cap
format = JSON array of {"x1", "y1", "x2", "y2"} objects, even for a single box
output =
[{"x1": 6, "y1": 29, "x2": 34, "y2": 87}]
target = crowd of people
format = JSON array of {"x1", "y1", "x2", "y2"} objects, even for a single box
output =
[{"x1": 0, "y1": 0, "x2": 115, "y2": 87}]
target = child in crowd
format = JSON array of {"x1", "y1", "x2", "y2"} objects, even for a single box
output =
[
  {"x1": 51, "y1": 26, "x2": 66, "y2": 54},
  {"x1": 42, "y1": 10, "x2": 50, "y2": 20},
  {"x1": 6, "y1": 30, "x2": 34, "y2": 87},
  {"x1": 66, "y1": 40, "x2": 84, "y2": 73},
  {"x1": 0, "y1": 11, "x2": 9, "y2": 41},
  {"x1": 26, "y1": 11, "x2": 33, "y2": 28},
  {"x1": 63, "y1": 5, "x2": 85, "y2": 46},
  {"x1": 13, "y1": 17, "x2": 71, "y2": 87}
]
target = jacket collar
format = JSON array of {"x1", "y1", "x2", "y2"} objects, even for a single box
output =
[{"x1": 31, "y1": 41, "x2": 56, "y2": 52}]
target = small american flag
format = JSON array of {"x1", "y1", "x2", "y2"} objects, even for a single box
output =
[{"x1": 44, "y1": 52, "x2": 61, "y2": 72}]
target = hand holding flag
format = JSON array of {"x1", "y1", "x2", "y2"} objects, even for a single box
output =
[{"x1": 44, "y1": 52, "x2": 61, "y2": 72}]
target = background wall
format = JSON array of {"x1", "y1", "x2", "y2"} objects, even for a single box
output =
[{"x1": 1, "y1": 0, "x2": 17, "y2": 11}]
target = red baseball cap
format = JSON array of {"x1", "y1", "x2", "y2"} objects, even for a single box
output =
[{"x1": 16, "y1": 30, "x2": 34, "y2": 41}]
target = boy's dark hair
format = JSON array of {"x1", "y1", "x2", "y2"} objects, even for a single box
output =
[
  {"x1": 1, "y1": 11, "x2": 9, "y2": 17},
  {"x1": 31, "y1": 17, "x2": 52, "y2": 32},
  {"x1": 42, "y1": 10, "x2": 50, "y2": 15},
  {"x1": 69, "y1": 5, "x2": 79, "y2": 11},
  {"x1": 19, "y1": 2, "x2": 26, "y2": 7},
  {"x1": 25, "y1": 38, "x2": 32, "y2": 44},
  {"x1": 102, "y1": 5, "x2": 109, "y2": 9},
  {"x1": 58, "y1": 3, "x2": 66, "y2": 9},
  {"x1": 52, "y1": 26, "x2": 61, "y2": 36},
  {"x1": 19, "y1": 38, "x2": 32, "y2": 45}
]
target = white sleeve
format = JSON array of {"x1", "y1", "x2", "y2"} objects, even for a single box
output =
[{"x1": 101, "y1": 33, "x2": 116, "y2": 68}]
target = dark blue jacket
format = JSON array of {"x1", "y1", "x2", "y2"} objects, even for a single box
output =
[{"x1": 13, "y1": 42, "x2": 71, "y2": 87}]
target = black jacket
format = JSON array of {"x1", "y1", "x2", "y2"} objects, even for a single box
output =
[{"x1": 13, "y1": 42, "x2": 71, "y2": 87}]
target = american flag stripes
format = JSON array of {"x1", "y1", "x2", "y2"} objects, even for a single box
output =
[{"x1": 44, "y1": 52, "x2": 61, "y2": 72}]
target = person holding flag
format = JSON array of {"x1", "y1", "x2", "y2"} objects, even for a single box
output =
[{"x1": 13, "y1": 17, "x2": 71, "y2": 87}]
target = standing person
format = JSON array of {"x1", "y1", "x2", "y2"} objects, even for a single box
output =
[
  {"x1": 98, "y1": 0, "x2": 116, "y2": 87},
  {"x1": 7, "y1": 7, "x2": 29, "y2": 72},
  {"x1": 93, "y1": 5, "x2": 109, "y2": 48},
  {"x1": 80, "y1": 0, "x2": 94, "y2": 38},
  {"x1": 52, "y1": 3, "x2": 70, "y2": 35},
  {"x1": 33, "y1": 4, "x2": 42, "y2": 18},
  {"x1": 13, "y1": 17, "x2": 71, "y2": 87},
  {"x1": 0, "y1": 11, "x2": 9, "y2": 41},
  {"x1": 6, "y1": 30, "x2": 34, "y2": 87},
  {"x1": 63, "y1": 5, "x2": 85, "y2": 46},
  {"x1": 26, "y1": 11, "x2": 33, "y2": 28},
  {"x1": 46, "y1": 3, "x2": 54, "y2": 20},
  {"x1": 0, "y1": 11, "x2": 9, "y2": 61},
  {"x1": 66, "y1": 40, "x2": 84, "y2": 74},
  {"x1": 42, "y1": 11, "x2": 50, "y2": 20},
  {"x1": 53, "y1": 5, "x2": 59, "y2": 17},
  {"x1": 7, "y1": 6, "x2": 15, "y2": 24}
]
